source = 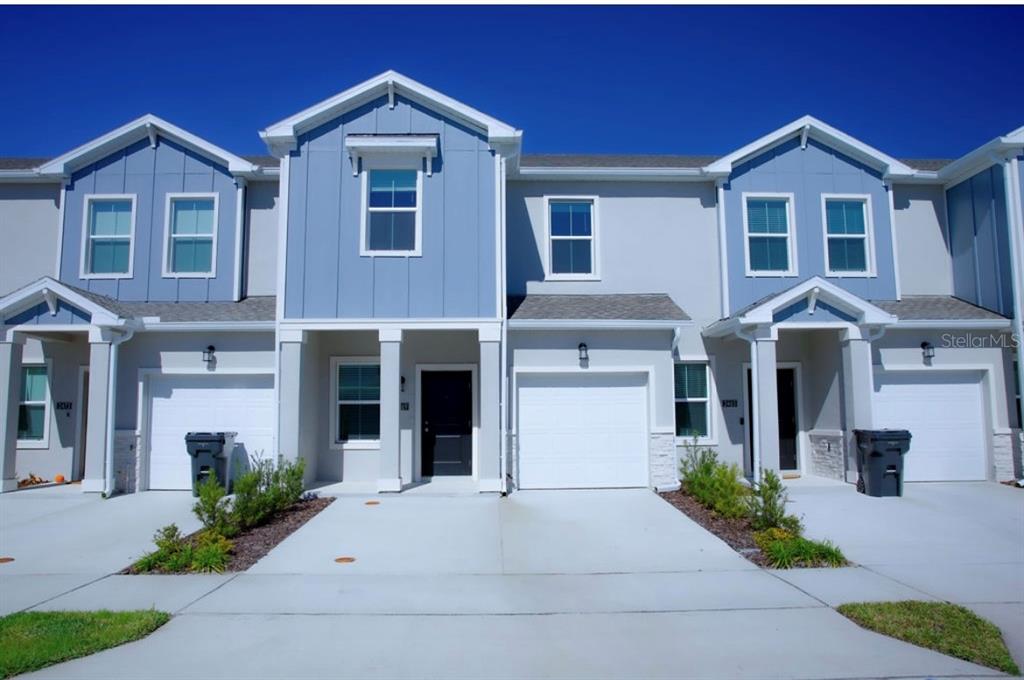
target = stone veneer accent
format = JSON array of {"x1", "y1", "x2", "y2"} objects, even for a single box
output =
[
  {"x1": 993, "y1": 429, "x2": 1022, "y2": 481},
  {"x1": 649, "y1": 432, "x2": 680, "y2": 491},
  {"x1": 113, "y1": 430, "x2": 139, "y2": 494},
  {"x1": 808, "y1": 430, "x2": 846, "y2": 481}
]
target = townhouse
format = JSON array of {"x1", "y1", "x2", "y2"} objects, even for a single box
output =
[{"x1": 1, "y1": 71, "x2": 1021, "y2": 496}]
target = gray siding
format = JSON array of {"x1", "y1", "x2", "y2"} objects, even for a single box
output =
[
  {"x1": 0, "y1": 183, "x2": 60, "y2": 296},
  {"x1": 59, "y1": 138, "x2": 240, "y2": 302},
  {"x1": 4, "y1": 300, "x2": 90, "y2": 326},
  {"x1": 892, "y1": 184, "x2": 953, "y2": 296},
  {"x1": 244, "y1": 180, "x2": 279, "y2": 298},
  {"x1": 946, "y1": 165, "x2": 1014, "y2": 317},
  {"x1": 724, "y1": 137, "x2": 899, "y2": 313},
  {"x1": 284, "y1": 95, "x2": 497, "y2": 320}
]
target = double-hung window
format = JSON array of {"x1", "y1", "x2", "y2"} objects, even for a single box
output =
[
  {"x1": 674, "y1": 363, "x2": 710, "y2": 440},
  {"x1": 333, "y1": 360, "x2": 381, "y2": 445},
  {"x1": 166, "y1": 195, "x2": 217, "y2": 276},
  {"x1": 744, "y1": 195, "x2": 795, "y2": 276},
  {"x1": 823, "y1": 196, "x2": 872, "y2": 276},
  {"x1": 17, "y1": 365, "x2": 49, "y2": 446},
  {"x1": 83, "y1": 196, "x2": 134, "y2": 277},
  {"x1": 363, "y1": 169, "x2": 420, "y2": 255},
  {"x1": 547, "y1": 198, "x2": 596, "y2": 278}
]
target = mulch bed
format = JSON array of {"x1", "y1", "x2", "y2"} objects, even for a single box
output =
[
  {"x1": 659, "y1": 489, "x2": 769, "y2": 567},
  {"x1": 123, "y1": 496, "x2": 334, "y2": 574}
]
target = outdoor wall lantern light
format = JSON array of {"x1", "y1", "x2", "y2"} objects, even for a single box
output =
[
  {"x1": 578, "y1": 343, "x2": 589, "y2": 363},
  {"x1": 920, "y1": 341, "x2": 935, "y2": 361},
  {"x1": 202, "y1": 345, "x2": 216, "y2": 364},
  {"x1": 401, "y1": 376, "x2": 406, "y2": 392}
]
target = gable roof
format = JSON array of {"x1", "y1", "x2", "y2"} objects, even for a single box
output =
[
  {"x1": 36, "y1": 114, "x2": 257, "y2": 179},
  {"x1": 933, "y1": 123, "x2": 1024, "y2": 186},
  {"x1": 259, "y1": 70, "x2": 521, "y2": 156},
  {"x1": 0, "y1": 277, "x2": 127, "y2": 327},
  {"x1": 703, "y1": 115, "x2": 917, "y2": 180}
]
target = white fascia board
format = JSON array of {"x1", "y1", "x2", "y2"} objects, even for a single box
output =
[
  {"x1": 259, "y1": 70, "x2": 521, "y2": 150},
  {"x1": 37, "y1": 114, "x2": 256, "y2": 178},
  {"x1": 704, "y1": 115, "x2": 916, "y2": 179},
  {"x1": 0, "y1": 276, "x2": 122, "y2": 325},
  {"x1": 735, "y1": 276, "x2": 897, "y2": 327},
  {"x1": 344, "y1": 135, "x2": 438, "y2": 158},
  {"x1": 139, "y1": 320, "x2": 275, "y2": 332},
  {"x1": 508, "y1": 319, "x2": 690, "y2": 331},
  {"x1": 0, "y1": 170, "x2": 60, "y2": 183},
  {"x1": 938, "y1": 137, "x2": 1024, "y2": 188},
  {"x1": 891, "y1": 319, "x2": 1012, "y2": 330},
  {"x1": 512, "y1": 167, "x2": 711, "y2": 182}
]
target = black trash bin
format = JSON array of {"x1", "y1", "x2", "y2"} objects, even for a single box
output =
[
  {"x1": 185, "y1": 432, "x2": 236, "y2": 496},
  {"x1": 854, "y1": 429, "x2": 912, "y2": 497}
]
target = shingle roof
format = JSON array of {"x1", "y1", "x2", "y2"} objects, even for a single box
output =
[
  {"x1": 873, "y1": 296, "x2": 1009, "y2": 321},
  {"x1": 242, "y1": 154, "x2": 279, "y2": 167},
  {"x1": 508, "y1": 294, "x2": 689, "y2": 321},
  {"x1": 0, "y1": 157, "x2": 50, "y2": 170},
  {"x1": 520, "y1": 154, "x2": 719, "y2": 169},
  {"x1": 58, "y1": 282, "x2": 276, "y2": 322},
  {"x1": 899, "y1": 158, "x2": 953, "y2": 171}
]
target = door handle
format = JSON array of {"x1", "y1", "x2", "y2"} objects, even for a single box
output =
[{"x1": 436, "y1": 435, "x2": 461, "y2": 439}]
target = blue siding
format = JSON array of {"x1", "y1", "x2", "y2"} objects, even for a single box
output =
[
  {"x1": 284, "y1": 95, "x2": 497, "y2": 319},
  {"x1": 773, "y1": 298, "x2": 856, "y2": 324},
  {"x1": 4, "y1": 300, "x2": 90, "y2": 326},
  {"x1": 59, "y1": 138, "x2": 238, "y2": 302},
  {"x1": 945, "y1": 164, "x2": 1014, "y2": 317},
  {"x1": 724, "y1": 137, "x2": 899, "y2": 313}
]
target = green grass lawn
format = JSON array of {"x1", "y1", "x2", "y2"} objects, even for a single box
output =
[
  {"x1": 838, "y1": 601, "x2": 1020, "y2": 675},
  {"x1": 0, "y1": 610, "x2": 170, "y2": 678}
]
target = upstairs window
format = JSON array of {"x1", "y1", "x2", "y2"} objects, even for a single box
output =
[
  {"x1": 333, "y1": 360, "x2": 381, "y2": 444},
  {"x1": 83, "y1": 196, "x2": 134, "y2": 277},
  {"x1": 674, "y1": 362, "x2": 710, "y2": 440},
  {"x1": 362, "y1": 169, "x2": 421, "y2": 256},
  {"x1": 744, "y1": 195, "x2": 795, "y2": 276},
  {"x1": 166, "y1": 195, "x2": 217, "y2": 276},
  {"x1": 17, "y1": 365, "x2": 49, "y2": 445},
  {"x1": 824, "y1": 196, "x2": 872, "y2": 276},
  {"x1": 547, "y1": 198, "x2": 597, "y2": 279}
]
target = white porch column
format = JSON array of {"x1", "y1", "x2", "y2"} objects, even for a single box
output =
[
  {"x1": 753, "y1": 334, "x2": 781, "y2": 475},
  {"x1": 277, "y1": 329, "x2": 307, "y2": 466},
  {"x1": 841, "y1": 332, "x2": 875, "y2": 482},
  {"x1": 0, "y1": 335, "x2": 25, "y2": 492},
  {"x1": 477, "y1": 326, "x2": 501, "y2": 491},
  {"x1": 378, "y1": 328, "x2": 402, "y2": 492},
  {"x1": 82, "y1": 335, "x2": 112, "y2": 493}
]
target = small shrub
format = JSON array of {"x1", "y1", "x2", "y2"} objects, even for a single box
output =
[
  {"x1": 748, "y1": 469, "x2": 799, "y2": 531},
  {"x1": 679, "y1": 446, "x2": 749, "y2": 519},
  {"x1": 190, "y1": 531, "x2": 233, "y2": 573},
  {"x1": 133, "y1": 524, "x2": 193, "y2": 573},
  {"x1": 232, "y1": 456, "x2": 307, "y2": 530},
  {"x1": 193, "y1": 477, "x2": 236, "y2": 537},
  {"x1": 755, "y1": 528, "x2": 847, "y2": 569}
]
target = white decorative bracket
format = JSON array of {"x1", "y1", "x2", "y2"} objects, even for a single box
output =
[
  {"x1": 146, "y1": 123, "x2": 158, "y2": 149},
  {"x1": 387, "y1": 80, "x2": 396, "y2": 110},
  {"x1": 808, "y1": 286, "x2": 820, "y2": 315},
  {"x1": 351, "y1": 152, "x2": 360, "y2": 177},
  {"x1": 41, "y1": 288, "x2": 58, "y2": 316},
  {"x1": 800, "y1": 124, "x2": 810, "y2": 150}
]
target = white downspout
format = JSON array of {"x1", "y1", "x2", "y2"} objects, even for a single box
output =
[
  {"x1": 1003, "y1": 158, "x2": 1024, "y2": 434},
  {"x1": 737, "y1": 327, "x2": 761, "y2": 484},
  {"x1": 103, "y1": 327, "x2": 134, "y2": 497},
  {"x1": 498, "y1": 156, "x2": 510, "y2": 495},
  {"x1": 716, "y1": 180, "x2": 730, "y2": 319}
]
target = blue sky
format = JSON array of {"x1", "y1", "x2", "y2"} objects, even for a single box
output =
[{"x1": 1, "y1": 5, "x2": 1020, "y2": 160}]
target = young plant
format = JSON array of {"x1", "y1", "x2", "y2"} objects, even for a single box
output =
[
  {"x1": 190, "y1": 531, "x2": 233, "y2": 573},
  {"x1": 679, "y1": 445, "x2": 750, "y2": 519},
  {"x1": 747, "y1": 469, "x2": 802, "y2": 533},
  {"x1": 192, "y1": 477, "x2": 236, "y2": 537}
]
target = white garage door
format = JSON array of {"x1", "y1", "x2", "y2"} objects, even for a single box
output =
[
  {"x1": 872, "y1": 371, "x2": 987, "y2": 481},
  {"x1": 517, "y1": 372, "x2": 648, "y2": 489},
  {"x1": 148, "y1": 374, "x2": 275, "y2": 490}
]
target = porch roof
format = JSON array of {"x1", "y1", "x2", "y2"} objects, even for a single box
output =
[
  {"x1": 508, "y1": 294, "x2": 690, "y2": 323},
  {"x1": 873, "y1": 296, "x2": 1011, "y2": 322}
]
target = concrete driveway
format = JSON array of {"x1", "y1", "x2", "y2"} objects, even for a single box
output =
[
  {"x1": 12, "y1": 488, "x2": 1005, "y2": 679},
  {"x1": 0, "y1": 484, "x2": 199, "y2": 615},
  {"x1": 784, "y1": 479, "x2": 1024, "y2": 669}
]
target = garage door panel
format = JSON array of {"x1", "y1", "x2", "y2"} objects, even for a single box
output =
[
  {"x1": 873, "y1": 372, "x2": 986, "y2": 482},
  {"x1": 148, "y1": 374, "x2": 274, "y2": 490},
  {"x1": 517, "y1": 373, "x2": 649, "y2": 489}
]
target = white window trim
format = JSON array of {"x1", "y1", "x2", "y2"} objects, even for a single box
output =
[
  {"x1": 543, "y1": 195, "x2": 600, "y2": 281},
  {"x1": 742, "y1": 192, "x2": 798, "y2": 277},
  {"x1": 329, "y1": 356, "x2": 382, "y2": 450},
  {"x1": 359, "y1": 157, "x2": 424, "y2": 258},
  {"x1": 673, "y1": 356, "x2": 718, "y2": 446},
  {"x1": 17, "y1": 360, "x2": 51, "y2": 449},
  {"x1": 820, "y1": 193, "x2": 877, "y2": 278},
  {"x1": 79, "y1": 194, "x2": 137, "y2": 280},
  {"x1": 161, "y1": 192, "x2": 219, "y2": 278}
]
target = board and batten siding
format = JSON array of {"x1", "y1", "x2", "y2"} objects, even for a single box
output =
[
  {"x1": 724, "y1": 137, "x2": 899, "y2": 313},
  {"x1": 283, "y1": 95, "x2": 497, "y2": 320},
  {"x1": 0, "y1": 184, "x2": 61, "y2": 297},
  {"x1": 59, "y1": 138, "x2": 239, "y2": 302},
  {"x1": 946, "y1": 164, "x2": 1014, "y2": 318}
]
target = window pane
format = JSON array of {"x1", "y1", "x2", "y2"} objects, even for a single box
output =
[
  {"x1": 828, "y1": 237, "x2": 867, "y2": 272},
  {"x1": 551, "y1": 238, "x2": 593, "y2": 275},
  {"x1": 172, "y1": 237, "x2": 213, "y2": 274},
  {"x1": 339, "y1": 404, "x2": 381, "y2": 441},
  {"x1": 550, "y1": 202, "x2": 572, "y2": 236},
  {"x1": 369, "y1": 170, "x2": 417, "y2": 208},
  {"x1": 368, "y1": 212, "x2": 416, "y2": 251},
  {"x1": 747, "y1": 199, "x2": 788, "y2": 234},
  {"x1": 21, "y1": 366, "x2": 47, "y2": 402},
  {"x1": 570, "y1": 239, "x2": 592, "y2": 274},
  {"x1": 89, "y1": 239, "x2": 131, "y2": 274},
  {"x1": 748, "y1": 236, "x2": 789, "y2": 272},
  {"x1": 826, "y1": 200, "x2": 865, "y2": 235},
  {"x1": 18, "y1": 404, "x2": 46, "y2": 440},
  {"x1": 570, "y1": 203, "x2": 592, "y2": 236},
  {"x1": 338, "y1": 364, "x2": 381, "y2": 401},
  {"x1": 674, "y1": 364, "x2": 707, "y2": 399},
  {"x1": 675, "y1": 402, "x2": 708, "y2": 438},
  {"x1": 90, "y1": 200, "x2": 132, "y2": 236},
  {"x1": 172, "y1": 199, "x2": 215, "y2": 236}
]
